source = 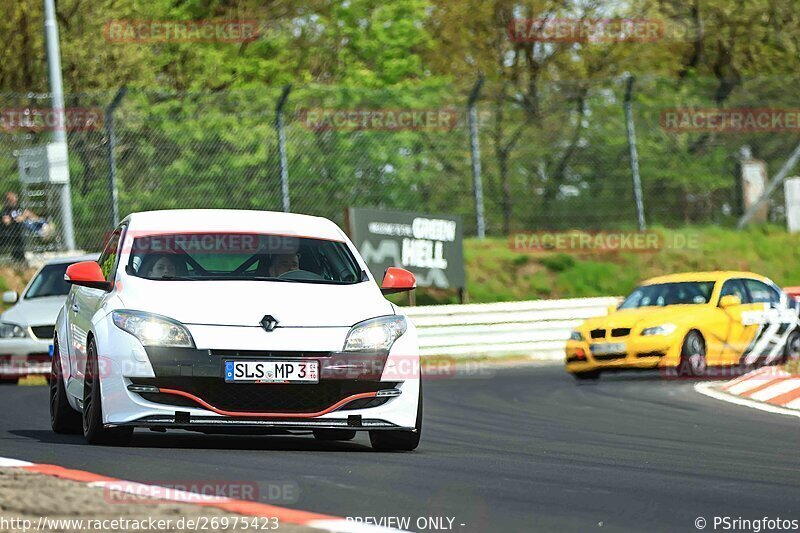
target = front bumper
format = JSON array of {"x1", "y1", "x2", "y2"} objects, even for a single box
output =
[
  {"x1": 0, "y1": 338, "x2": 52, "y2": 377},
  {"x1": 565, "y1": 334, "x2": 681, "y2": 373},
  {"x1": 97, "y1": 325, "x2": 421, "y2": 430}
]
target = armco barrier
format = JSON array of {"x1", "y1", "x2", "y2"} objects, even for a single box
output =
[{"x1": 403, "y1": 297, "x2": 620, "y2": 360}]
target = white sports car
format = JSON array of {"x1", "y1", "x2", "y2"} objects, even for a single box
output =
[
  {"x1": 50, "y1": 209, "x2": 422, "y2": 450},
  {"x1": 0, "y1": 254, "x2": 96, "y2": 381}
]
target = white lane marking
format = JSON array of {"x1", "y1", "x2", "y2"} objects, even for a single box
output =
[
  {"x1": 721, "y1": 367, "x2": 772, "y2": 390},
  {"x1": 726, "y1": 375, "x2": 781, "y2": 395},
  {"x1": 695, "y1": 382, "x2": 800, "y2": 419},
  {"x1": 0, "y1": 457, "x2": 33, "y2": 467},
  {"x1": 748, "y1": 379, "x2": 800, "y2": 402},
  {"x1": 307, "y1": 519, "x2": 406, "y2": 533},
  {"x1": 785, "y1": 396, "x2": 800, "y2": 410}
]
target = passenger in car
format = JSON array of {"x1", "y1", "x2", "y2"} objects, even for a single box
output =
[{"x1": 267, "y1": 253, "x2": 300, "y2": 277}]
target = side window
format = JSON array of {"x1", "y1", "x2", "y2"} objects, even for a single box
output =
[
  {"x1": 98, "y1": 228, "x2": 122, "y2": 281},
  {"x1": 744, "y1": 279, "x2": 781, "y2": 305},
  {"x1": 720, "y1": 279, "x2": 749, "y2": 304}
]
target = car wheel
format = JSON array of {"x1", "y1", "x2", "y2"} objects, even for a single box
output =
[
  {"x1": 369, "y1": 383, "x2": 422, "y2": 452},
  {"x1": 783, "y1": 329, "x2": 800, "y2": 363},
  {"x1": 572, "y1": 370, "x2": 601, "y2": 381},
  {"x1": 82, "y1": 339, "x2": 133, "y2": 446},
  {"x1": 313, "y1": 429, "x2": 356, "y2": 441},
  {"x1": 678, "y1": 330, "x2": 707, "y2": 377},
  {"x1": 50, "y1": 337, "x2": 82, "y2": 434}
]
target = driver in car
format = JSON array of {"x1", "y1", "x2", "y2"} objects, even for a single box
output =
[
  {"x1": 268, "y1": 253, "x2": 300, "y2": 277},
  {"x1": 142, "y1": 254, "x2": 179, "y2": 279}
]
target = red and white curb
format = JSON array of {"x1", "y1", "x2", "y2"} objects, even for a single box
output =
[
  {"x1": 695, "y1": 367, "x2": 800, "y2": 419},
  {"x1": 0, "y1": 456, "x2": 404, "y2": 533}
]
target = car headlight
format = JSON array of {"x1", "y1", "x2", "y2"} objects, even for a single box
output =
[
  {"x1": 641, "y1": 323, "x2": 677, "y2": 336},
  {"x1": 343, "y1": 315, "x2": 407, "y2": 352},
  {"x1": 0, "y1": 322, "x2": 28, "y2": 338},
  {"x1": 569, "y1": 330, "x2": 583, "y2": 341},
  {"x1": 112, "y1": 310, "x2": 194, "y2": 348}
]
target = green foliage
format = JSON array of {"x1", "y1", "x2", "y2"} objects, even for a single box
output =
[{"x1": 538, "y1": 253, "x2": 575, "y2": 273}]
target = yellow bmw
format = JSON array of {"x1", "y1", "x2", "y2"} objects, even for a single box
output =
[{"x1": 565, "y1": 271, "x2": 800, "y2": 380}]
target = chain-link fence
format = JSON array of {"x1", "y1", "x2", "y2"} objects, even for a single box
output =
[{"x1": 1, "y1": 77, "x2": 799, "y2": 263}]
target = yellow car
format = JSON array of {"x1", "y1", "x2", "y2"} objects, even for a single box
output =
[{"x1": 565, "y1": 271, "x2": 800, "y2": 380}]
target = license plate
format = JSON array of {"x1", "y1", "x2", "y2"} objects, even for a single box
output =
[
  {"x1": 224, "y1": 360, "x2": 319, "y2": 384},
  {"x1": 590, "y1": 342, "x2": 626, "y2": 355}
]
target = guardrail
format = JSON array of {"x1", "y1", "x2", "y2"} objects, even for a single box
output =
[{"x1": 403, "y1": 297, "x2": 620, "y2": 360}]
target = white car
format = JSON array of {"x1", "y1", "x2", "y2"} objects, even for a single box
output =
[
  {"x1": 0, "y1": 254, "x2": 96, "y2": 381},
  {"x1": 50, "y1": 209, "x2": 422, "y2": 450}
]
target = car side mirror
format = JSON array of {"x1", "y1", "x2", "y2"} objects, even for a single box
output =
[
  {"x1": 65, "y1": 261, "x2": 111, "y2": 291},
  {"x1": 2, "y1": 291, "x2": 18, "y2": 304},
  {"x1": 381, "y1": 267, "x2": 416, "y2": 294},
  {"x1": 719, "y1": 295, "x2": 741, "y2": 308}
]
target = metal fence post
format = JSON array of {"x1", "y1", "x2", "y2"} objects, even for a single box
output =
[
  {"x1": 737, "y1": 141, "x2": 800, "y2": 229},
  {"x1": 468, "y1": 76, "x2": 486, "y2": 238},
  {"x1": 44, "y1": 0, "x2": 76, "y2": 250},
  {"x1": 106, "y1": 86, "x2": 127, "y2": 228},
  {"x1": 624, "y1": 75, "x2": 646, "y2": 231},
  {"x1": 275, "y1": 85, "x2": 292, "y2": 213}
]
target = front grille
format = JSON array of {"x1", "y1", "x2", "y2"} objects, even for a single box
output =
[
  {"x1": 637, "y1": 351, "x2": 666, "y2": 358},
  {"x1": 590, "y1": 329, "x2": 606, "y2": 339},
  {"x1": 610, "y1": 328, "x2": 631, "y2": 337},
  {"x1": 593, "y1": 353, "x2": 626, "y2": 361},
  {"x1": 208, "y1": 349, "x2": 329, "y2": 358},
  {"x1": 30, "y1": 325, "x2": 55, "y2": 340},
  {"x1": 131, "y1": 377, "x2": 397, "y2": 414}
]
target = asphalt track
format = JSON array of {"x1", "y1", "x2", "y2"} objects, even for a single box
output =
[{"x1": 0, "y1": 365, "x2": 798, "y2": 532}]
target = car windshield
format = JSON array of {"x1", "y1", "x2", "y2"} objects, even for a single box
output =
[
  {"x1": 25, "y1": 263, "x2": 72, "y2": 299},
  {"x1": 619, "y1": 281, "x2": 715, "y2": 308},
  {"x1": 126, "y1": 233, "x2": 362, "y2": 284}
]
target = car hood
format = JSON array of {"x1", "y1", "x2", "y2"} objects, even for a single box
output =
[
  {"x1": 582, "y1": 305, "x2": 706, "y2": 333},
  {"x1": 1, "y1": 295, "x2": 66, "y2": 326},
  {"x1": 116, "y1": 277, "x2": 394, "y2": 327}
]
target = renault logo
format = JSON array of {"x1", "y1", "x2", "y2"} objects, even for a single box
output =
[{"x1": 261, "y1": 315, "x2": 279, "y2": 332}]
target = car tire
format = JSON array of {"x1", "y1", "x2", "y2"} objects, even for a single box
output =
[
  {"x1": 782, "y1": 329, "x2": 800, "y2": 364},
  {"x1": 369, "y1": 383, "x2": 422, "y2": 452},
  {"x1": 572, "y1": 370, "x2": 601, "y2": 381},
  {"x1": 82, "y1": 339, "x2": 133, "y2": 446},
  {"x1": 678, "y1": 330, "x2": 707, "y2": 377},
  {"x1": 312, "y1": 429, "x2": 356, "y2": 441},
  {"x1": 50, "y1": 337, "x2": 82, "y2": 434}
]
